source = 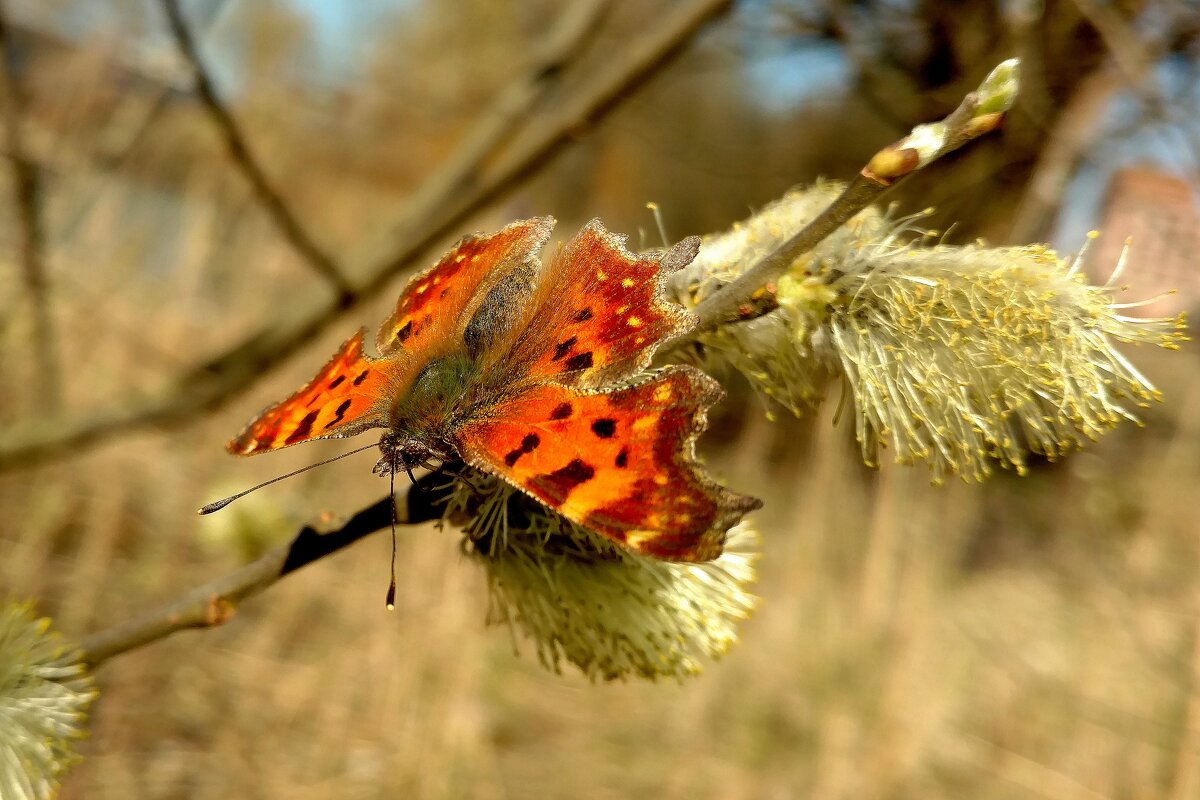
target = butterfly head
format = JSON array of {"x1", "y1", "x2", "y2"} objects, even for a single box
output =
[{"x1": 375, "y1": 432, "x2": 455, "y2": 479}]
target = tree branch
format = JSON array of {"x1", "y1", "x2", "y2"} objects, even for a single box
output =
[
  {"x1": 1007, "y1": 67, "x2": 1121, "y2": 244},
  {"x1": 0, "y1": 0, "x2": 731, "y2": 472},
  {"x1": 160, "y1": 0, "x2": 356, "y2": 302},
  {"x1": 79, "y1": 474, "x2": 453, "y2": 668},
  {"x1": 683, "y1": 58, "x2": 1019, "y2": 334},
  {"x1": 0, "y1": 0, "x2": 61, "y2": 414}
]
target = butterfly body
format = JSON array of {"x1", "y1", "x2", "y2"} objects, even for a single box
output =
[{"x1": 230, "y1": 217, "x2": 759, "y2": 561}]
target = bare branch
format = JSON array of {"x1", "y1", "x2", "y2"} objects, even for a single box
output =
[
  {"x1": 160, "y1": 0, "x2": 356, "y2": 302},
  {"x1": 1009, "y1": 0, "x2": 1180, "y2": 244},
  {"x1": 682, "y1": 59, "x2": 1019, "y2": 333},
  {"x1": 0, "y1": 0, "x2": 61, "y2": 413},
  {"x1": 80, "y1": 474, "x2": 453, "y2": 668},
  {"x1": 361, "y1": 0, "x2": 612, "y2": 262},
  {"x1": 0, "y1": 0, "x2": 731, "y2": 472},
  {"x1": 1069, "y1": 0, "x2": 1154, "y2": 90},
  {"x1": 1008, "y1": 68, "x2": 1122, "y2": 244}
]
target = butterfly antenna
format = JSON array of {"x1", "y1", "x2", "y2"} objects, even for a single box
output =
[
  {"x1": 386, "y1": 458, "x2": 398, "y2": 611},
  {"x1": 198, "y1": 442, "x2": 380, "y2": 515}
]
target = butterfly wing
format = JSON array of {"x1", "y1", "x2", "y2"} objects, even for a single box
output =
[
  {"x1": 456, "y1": 366, "x2": 760, "y2": 561},
  {"x1": 229, "y1": 217, "x2": 554, "y2": 455},
  {"x1": 376, "y1": 217, "x2": 554, "y2": 357},
  {"x1": 483, "y1": 220, "x2": 698, "y2": 387},
  {"x1": 228, "y1": 330, "x2": 390, "y2": 454}
]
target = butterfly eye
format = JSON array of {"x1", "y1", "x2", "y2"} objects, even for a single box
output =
[{"x1": 399, "y1": 441, "x2": 432, "y2": 469}]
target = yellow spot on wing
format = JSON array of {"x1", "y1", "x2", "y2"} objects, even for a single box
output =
[
  {"x1": 621, "y1": 277, "x2": 635, "y2": 288},
  {"x1": 627, "y1": 316, "x2": 643, "y2": 328},
  {"x1": 596, "y1": 270, "x2": 607, "y2": 280}
]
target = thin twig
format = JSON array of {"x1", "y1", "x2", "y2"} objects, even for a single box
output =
[
  {"x1": 1069, "y1": 0, "x2": 1154, "y2": 91},
  {"x1": 1007, "y1": 68, "x2": 1122, "y2": 244},
  {"x1": 360, "y1": 0, "x2": 612, "y2": 263},
  {"x1": 0, "y1": 1, "x2": 61, "y2": 413},
  {"x1": 160, "y1": 0, "x2": 355, "y2": 302},
  {"x1": 1010, "y1": 0, "x2": 1192, "y2": 243},
  {"x1": 683, "y1": 62, "x2": 1013, "y2": 334},
  {"x1": 79, "y1": 474, "x2": 452, "y2": 667},
  {"x1": 0, "y1": 0, "x2": 732, "y2": 471}
]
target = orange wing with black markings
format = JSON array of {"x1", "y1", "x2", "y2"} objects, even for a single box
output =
[
  {"x1": 228, "y1": 217, "x2": 553, "y2": 455},
  {"x1": 228, "y1": 330, "x2": 390, "y2": 454},
  {"x1": 376, "y1": 217, "x2": 553, "y2": 357},
  {"x1": 489, "y1": 220, "x2": 697, "y2": 387},
  {"x1": 456, "y1": 366, "x2": 760, "y2": 561}
]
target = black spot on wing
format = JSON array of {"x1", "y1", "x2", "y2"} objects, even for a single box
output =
[
  {"x1": 329, "y1": 399, "x2": 353, "y2": 427},
  {"x1": 564, "y1": 352, "x2": 593, "y2": 371},
  {"x1": 504, "y1": 432, "x2": 541, "y2": 467},
  {"x1": 353, "y1": 370, "x2": 370, "y2": 386},
  {"x1": 285, "y1": 410, "x2": 320, "y2": 444},
  {"x1": 394, "y1": 319, "x2": 414, "y2": 344},
  {"x1": 532, "y1": 458, "x2": 595, "y2": 502},
  {"x1": 550, "y1": 402, "x2": 573, "y2": 420},
  {"x1": 327, "y1": 375, "x2": 345, "y2": 389},
  {"x1": 615, "y1": 448, "x2": 629, "y2": 468},
  {"x1": 591, "y1": 418, "x2": 616, "y2": 438},
  {"x1": 573, "y1": 308, "x2": 594, "y2": 323},
  {"x1": 552, "y1": 336, "x2": 577, "y2": 362}
]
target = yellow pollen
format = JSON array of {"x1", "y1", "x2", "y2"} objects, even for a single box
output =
[{"x1": 626, "y1": 530, "x2": 656, "y2": 548}]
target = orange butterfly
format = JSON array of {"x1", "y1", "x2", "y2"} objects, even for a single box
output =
[{"x1": 227, "y1": 218, "x2": 759, "y2": 561}]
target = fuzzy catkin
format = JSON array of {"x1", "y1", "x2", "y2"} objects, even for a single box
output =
[
  {"x1": 446, "y1": 475, "x2": 758, "y2": 681},
  {"x1": 678, "y1": 184, "x2": 1187, "y2": 484},
  {"x1": 0, "y1": 602, "x2": 96, "y2": 800}
]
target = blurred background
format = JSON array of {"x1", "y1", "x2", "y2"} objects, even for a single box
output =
[{"x1": 1, "y1": 0, "x2": 1199, "y2": 797}]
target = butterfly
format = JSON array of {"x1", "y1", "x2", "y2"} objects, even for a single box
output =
[{"x1": 226, "y1": 217, "x2": 759, "y2": 561}]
